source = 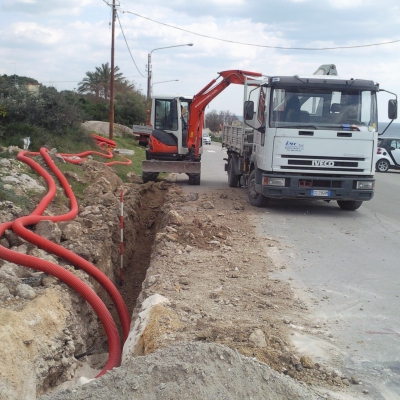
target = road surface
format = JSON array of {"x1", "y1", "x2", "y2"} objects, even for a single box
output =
[{"x1": 176, "y1": 142, "x2": 400, "y2": 399}]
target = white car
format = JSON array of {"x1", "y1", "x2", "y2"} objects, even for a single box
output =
[
  {"x1": 202, "y1": 133, "x2": 211, "y2": 145},
  {"x1": 376, "y1": 137, "x2": 400, "y2": 172}
]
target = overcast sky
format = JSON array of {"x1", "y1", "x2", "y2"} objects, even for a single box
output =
[{"x1": 1, "y1": 0, "x2": 399, "y2": 120}]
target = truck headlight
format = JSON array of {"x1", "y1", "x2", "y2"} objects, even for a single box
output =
[
  {"x1": 263, "y1": 177, "x2": 285, "y2": 186},
  {"x1": 356, "y1": 181, "x2": 374, "y2": 189}
]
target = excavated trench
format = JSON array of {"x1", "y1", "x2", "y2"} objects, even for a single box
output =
[
  {"x1": 33, "y1": 182, "x2": 169, "y2": 398},
  {"x1": 117, "y1": 183, "x2": 167, "y2": 317}
]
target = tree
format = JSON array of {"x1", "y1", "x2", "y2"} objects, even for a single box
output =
[
  {"x1": 114, "y1": 91, "x2": 147, "y2": 127},
  {"x1": 77, "y1": 71, "x2": 102, "y2": 99},
  {"x1": 205, "y1": 109, "x2": 238, "y2": 132},
  {"x1": 77, "y1": 63, "x2": 125, "y2": 100}
]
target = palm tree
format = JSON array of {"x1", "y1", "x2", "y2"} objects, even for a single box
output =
[
  {"x1": 95, "y1": 63, "x2": 124, "y2": 100},
  {"x1": 77, "y1": 71, "x2": 102, "y2": 99},
  {"x1": 78, "y1": 63, "x2": 125, "y2": 100}
]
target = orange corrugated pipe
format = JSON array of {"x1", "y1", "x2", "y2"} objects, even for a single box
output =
[{"x1": 0, "y1": 146, "x2": 132, "y2": 377}]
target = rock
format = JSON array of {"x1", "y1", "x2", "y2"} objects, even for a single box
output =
[
  {"x1": 295, "y1": 363, "x2": 303, "y2": 372},
  {"x1": 127, "y1": 172, "x2": 142, "y2": 184},
  {"x1": 300, "y1": 356, "x2": 314, "y2": 369},
  {"x1": 186, "y1": 193, "x2": 199, "y2": 202},
  {"x1": 41, "y1": 275, "x2": 59, "y2": 287},
  {"x1": 0, "y1": 283, "x2": 11, "y2": 301},
  {"x1": 1, "y1": 173, "x2": 46, "y2": 193},
  {"x1": 3, "y1": 230, "x2": 26, "y2": 247},
  {"x1": 165, "y1": 210, "x2": 184, "y2": 226},
  {"x1": 332, "y1": 376, "x2": 342, "y2": 385},
  {"x1": 61, "y1": 221, "x2": 83, "y2": 241},
  {"x1": 201, "y1": 201, "x2": 215, "y2": 210},
  {"x1": 35, "y1": 221, "x2": 62, "y2": 244},
  {"x1": 0, "y1": 159, "x2": 11, "y2": 167},
  {"x1": 0, "y1": 237, "x2": 10, "y2": 249},
  {"x1": 28, "y1": 248, "x2": 58, "y2": 264},
  {"x1": 15, "y1": 284, "x2": 36, "y2": 300},
  {"x1": 351, "y1": 375, "x2": 362, "y2": 384},
  {"x1": 249, "y1": 329, "x2": 267, "y2": 348},
  {"x1": 115, "y1": 149, "x2": 135, "y2": 156},
  {"x1": 1, "y1": 261, "x2": 32, "y2": 278}
]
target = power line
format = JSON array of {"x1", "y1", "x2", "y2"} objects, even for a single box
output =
[
  {"x1": 121, "y1": 9, "x2": 400, "y2": 51},
  {"x1": 116, "y1": 12, "x2": 147, "y2": 78}
]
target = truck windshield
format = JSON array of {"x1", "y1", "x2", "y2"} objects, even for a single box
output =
[{"x1": 269, "y1": 88, "x2": 377, "y2": 131}]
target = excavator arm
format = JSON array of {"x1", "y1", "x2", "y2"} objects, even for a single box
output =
[{"x1": 186, "y1": 69, "x2": 262, "y2": 160}]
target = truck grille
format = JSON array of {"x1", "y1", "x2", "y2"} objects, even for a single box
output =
[{"x1": 281, "y1": 155, "x2": 365, "y2": 172}]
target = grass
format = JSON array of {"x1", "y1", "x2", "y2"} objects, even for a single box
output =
[{"x1": 0, "y1": 181, "x2": 36, "y2": 211}]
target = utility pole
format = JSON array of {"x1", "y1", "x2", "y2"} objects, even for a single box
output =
[
  {"x1": 146, "y1": 53, "x2": 152, "y2": 102},
  {"x1": 109, "y1": 0, "x2": 116, "y2": 141}
]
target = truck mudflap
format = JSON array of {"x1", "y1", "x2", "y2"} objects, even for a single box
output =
[
  {"x1": 142, "y1": 160, "x2": 201, "y2": 174},
  {"x1": 255, "y1": 174, "x2": 374, "y2": 201}
]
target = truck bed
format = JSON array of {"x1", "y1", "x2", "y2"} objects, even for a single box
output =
[
  {"x1": 221, "y1": 125, "x2": 254, "y2": 153},
  {"x1": 132, "y1": 125, "x2": 152, "y2": 145}
]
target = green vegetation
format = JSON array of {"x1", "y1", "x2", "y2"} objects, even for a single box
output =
[
  {"x1": 0, "y1": 65, "x2": 147, "y2": 152},
  {"x1": 0, "y1": 180, "x2": 39, "y2": 211},
  {"x1": 0, "y1": 68, "x2": 148, "y2": 203}
]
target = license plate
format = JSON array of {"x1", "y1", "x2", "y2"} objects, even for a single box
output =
[{"x1": 311, "y1": 190, "x2": 330, "y2": 197}]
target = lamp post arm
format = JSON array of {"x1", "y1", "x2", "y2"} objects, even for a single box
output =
[{"x1": 147, "y1": 43, "x2": 193, "y2": 101}]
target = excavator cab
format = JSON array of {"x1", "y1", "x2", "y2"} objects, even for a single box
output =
[{"x1": 146, "y1": 96, "x2": 200, "y2": 161}]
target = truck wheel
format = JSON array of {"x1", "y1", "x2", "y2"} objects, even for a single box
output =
[
  {"x1": 376, "y1": 159, "x2": 390, "y2": 172},
  {"x1": 247, "y1": 170, "x2": 269, "y2": 207},
  {"x1": 337, "y1": 200, "x2": 363, "y2": 211},
  {"x1": 228, "y1": 159, "x2": 240, "y2": 188},
  {"x1": 188, "y1": 173, "x2": 201, "y2": 185},
  {"x1": 142, "y1": 172, "x2": 159, "y2": 183}
]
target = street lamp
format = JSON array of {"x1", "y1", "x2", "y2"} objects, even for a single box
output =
[
  {"x1": 151, "y1": 79, "x2": 179, "y2": 92},
  {"x1": 147, "y1": 43, "x2": 193, "y2": 101}
]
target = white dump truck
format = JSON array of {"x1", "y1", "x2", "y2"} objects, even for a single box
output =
[{"x1": 222, "y1": 64, "x2": 398, "y2": 210}]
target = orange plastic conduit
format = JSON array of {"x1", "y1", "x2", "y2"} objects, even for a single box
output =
[
  {"x1": 0, "y1": 233, "x2": 120, "y2": 378},
  {"x1": 56, "y1": 135, "x2": 132, "y2": 166},
  {"x1": 0, "y1": 147, "x2": 131, "y2": 377},
  {"x1": 14, "y1": 149, "x2": 130, "y2": 340}
]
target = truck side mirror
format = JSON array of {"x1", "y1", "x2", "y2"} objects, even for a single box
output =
[
  {"x1": 388, "y1": 99, "x2": 398, "y2": 120},
  {"x1": 244, "y1": 101, "x2": 254, "y2": 120}
]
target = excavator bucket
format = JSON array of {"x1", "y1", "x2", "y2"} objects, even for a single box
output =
[{"x1": 142, "y1": 160, "x2": 201, "y2": 174}]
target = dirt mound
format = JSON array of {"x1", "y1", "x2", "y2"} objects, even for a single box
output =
[{"x1": 41, "y1": 342, "x2": 320, "y2": 400}]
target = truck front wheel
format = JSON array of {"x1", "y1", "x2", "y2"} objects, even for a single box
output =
[
  {"x1": 337, "y1": 200, "x2": 363, "y2": 211},
  {"x1": 142, "y1": 172, "x2": 159, "y2": 183},
  {"x1": 228, "y1": 159, "x2": 240, "y2": 187},
  {"x1": 248, "y1": 170, "x2": 269, "y2": 207}
]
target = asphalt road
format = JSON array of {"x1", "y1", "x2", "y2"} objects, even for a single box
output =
[
  {"x1": 257, "y1": 170, "x2": 400, "y2": 400},
  {"x1": 175, "y1": 143, "x2": 400, "y2": 399}
]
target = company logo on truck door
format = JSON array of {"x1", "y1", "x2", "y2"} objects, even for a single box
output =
[
  {"x1": 285, "y1": 141, "x2": 304, "y2": 152},
  {"x1": 312, "y1": 160, "x2": 335, "y2": 166}
]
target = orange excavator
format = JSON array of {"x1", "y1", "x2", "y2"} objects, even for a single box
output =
[{"x1": 141, "y1": 69, "x2": 262, "y2": 184}]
